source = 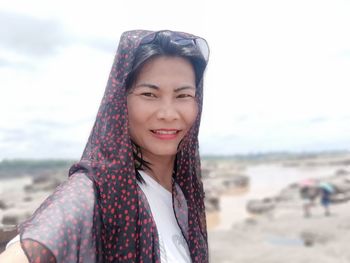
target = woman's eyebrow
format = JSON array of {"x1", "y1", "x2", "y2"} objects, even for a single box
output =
[
  {"x1": 174, "y1": 86, "x2": 196, "y2": 92},
  {"x1": 135, "y1": 83, "x2": 159, "y2": 89},
  {"x1": 134, "y1": 83, "x2": 195, "y2": 91}
]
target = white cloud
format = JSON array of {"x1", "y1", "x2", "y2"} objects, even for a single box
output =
[{"x1": 0, "y1": 0, "x2": 349, "y2": 158}]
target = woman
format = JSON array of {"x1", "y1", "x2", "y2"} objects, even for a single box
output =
[{"x1": 0, "y1": 29, "x2": 209, "y2": 262}]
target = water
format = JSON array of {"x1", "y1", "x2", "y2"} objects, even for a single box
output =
[{"x1": 265, "y1": 235, "x2": 304, "y2": 246}]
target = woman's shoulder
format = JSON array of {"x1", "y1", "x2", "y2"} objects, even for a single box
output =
[
  {"x1": 34, "y1": 172, "x2": 97, "y2": 212},
  {"x1": 39, "y1": 172, "x2": 96, "y2": 218},
  {"x1": 21, "y1": 172, "x2": 96, "y2": 228},
  {"x1": 62, "y1": 172, "x2": 95, "y2": 198},
  {"x1": 63, "y1": 171, "x2": 94, "y2": 190}
]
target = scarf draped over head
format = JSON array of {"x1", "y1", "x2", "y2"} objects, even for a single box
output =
[{"x1": 19, "y1": 30, "x2": 208, "y2": 262}]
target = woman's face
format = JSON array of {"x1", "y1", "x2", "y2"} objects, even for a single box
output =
[{"x1": 127, "y1": 56, "x2": 198, "y2": 160}]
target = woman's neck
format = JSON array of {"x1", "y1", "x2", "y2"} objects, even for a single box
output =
[{"x1": 142, "y1": 154, "x2": 175, "y2": 192}]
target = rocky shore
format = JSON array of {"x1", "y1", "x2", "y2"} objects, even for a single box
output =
[{"x1": 208, "y1": 154, "x2": 350, "y2": 263}]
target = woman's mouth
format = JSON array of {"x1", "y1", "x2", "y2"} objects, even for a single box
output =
[{"x1": 150, "y1": 129, "x2": 181, "y2": 139}]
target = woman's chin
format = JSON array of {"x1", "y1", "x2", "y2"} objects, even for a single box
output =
[{"x1": 143, "y1": 147, "x2": 178, "y2": 160}]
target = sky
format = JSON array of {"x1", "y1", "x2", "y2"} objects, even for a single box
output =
[{"x1": 0, "y1": 0, "x2": 349, "y2": 160}]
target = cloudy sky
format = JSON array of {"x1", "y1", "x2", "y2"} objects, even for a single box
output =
[{"x1": 0, "y1": 0, "x2": 349, "y2": 160}]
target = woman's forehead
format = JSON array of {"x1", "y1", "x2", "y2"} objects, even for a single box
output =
[{"x1": 134, "y1": 56, "x2": 195, "y2": 84}]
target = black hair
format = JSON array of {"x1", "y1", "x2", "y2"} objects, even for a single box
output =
[
  {"x1": 126, "y1": 31, "x2": 207, "y2": 91},
  {"x1": 126, "y1": 31, "x2": 208, "y2": 182}
]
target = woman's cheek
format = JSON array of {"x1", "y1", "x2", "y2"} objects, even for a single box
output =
[{"x1": 184, "y1": 101, "x2": 199, "y2": 127}]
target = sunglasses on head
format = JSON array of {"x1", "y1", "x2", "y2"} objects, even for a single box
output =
[{"x1": 140, "y1": 30, "x2": 210, "y2": 62}]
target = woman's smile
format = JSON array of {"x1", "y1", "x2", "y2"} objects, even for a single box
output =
[{"x1": 150, "y1": 129, "x2": 182, "y2": 140}]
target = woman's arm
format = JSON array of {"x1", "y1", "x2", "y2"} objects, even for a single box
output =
[{"x1": 0, "y1": 241, "x2": 29, "y2": 263}]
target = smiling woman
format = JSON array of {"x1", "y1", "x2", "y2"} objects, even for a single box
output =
[
  {"x1": 0, "y1": 30, "x2": 209, "y2": 263},
  {"x1": 127, "y1": 56, "x2": 199, "y2": 191}
]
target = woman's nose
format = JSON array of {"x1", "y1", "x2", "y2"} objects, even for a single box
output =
[{"x1": 155, "y1": 99, "x2": 180, "y2": 121}]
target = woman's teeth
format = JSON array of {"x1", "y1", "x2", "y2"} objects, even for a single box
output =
[{"x1": 152, "y1": 130, "x2": 178, "y2": 134}]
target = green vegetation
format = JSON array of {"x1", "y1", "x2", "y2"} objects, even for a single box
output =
[{"x1": 0, "y1": 159, "x2": 77, "y2": 179}]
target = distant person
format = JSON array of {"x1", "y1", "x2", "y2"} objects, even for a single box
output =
[
  {"x1": 300, "y1": 185, "x2": 319, "y2": 218},
  {"x1": 299, "y1": 179, "x2": 319, "y2": 218},
  {"x1": 0, "y1": 30, "x2": 210, "y2": 262},
  {"x1": 319, "y1": 182, "x2": 334, "y2": 216}
]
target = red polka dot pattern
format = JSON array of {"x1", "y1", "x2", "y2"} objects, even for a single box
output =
[{"x1": 18, "y1": 30, "x2": 208, "y2": 262}]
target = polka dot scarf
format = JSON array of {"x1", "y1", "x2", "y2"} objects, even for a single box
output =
[{"x1": 19, "y1": 30, "x2": 208, "y2": 262}]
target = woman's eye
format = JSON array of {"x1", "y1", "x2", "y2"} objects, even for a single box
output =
[
  {"x1": 141, "y1": 92, "x2": 156, "y2": 98},
  {"x1": 177, "y1": 94, "x2": 194, "y2": 99}
]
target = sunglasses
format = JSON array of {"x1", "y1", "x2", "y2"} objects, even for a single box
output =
[{"x1": 139, "y1": 30, "x2": 210, "y2": 62}]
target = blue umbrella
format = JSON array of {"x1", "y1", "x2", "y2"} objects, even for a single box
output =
[{"x1": 319, "y1": 182, "x2": 335, "y2": 193}]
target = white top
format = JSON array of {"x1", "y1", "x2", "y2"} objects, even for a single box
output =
[{"x1": 137, "y1": 170, "x2": 191, "y2": 263}]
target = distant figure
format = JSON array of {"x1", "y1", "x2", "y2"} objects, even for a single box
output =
[
  {"x1": 300, "y1": 185, "x2": 319, "y2": 218},
  {"x1": 299, "y1": 179, "x2": 319, "y2": 218},
  {"x1": 319, "y1": 182, "x2": 334, "y2": 216}
]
